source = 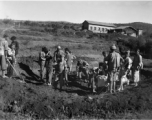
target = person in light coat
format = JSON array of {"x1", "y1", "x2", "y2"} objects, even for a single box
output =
[
  {"x1": 105, "y1": 44, "x2": 123, "y2": 94},
  {"x1": 132, "y1": 49, "x2": 143, "y2": 87}
]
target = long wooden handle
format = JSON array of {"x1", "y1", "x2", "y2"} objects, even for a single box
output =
[{"x1": 7, "y1": 59, "x2": 19, "y2": 76}]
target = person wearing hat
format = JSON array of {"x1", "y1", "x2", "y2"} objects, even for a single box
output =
[
  {"x1": 0, "y1": 34, "x2": 9, "y2": 78},
  {"x1": 105, "y1": 44, "x2": 123, "y2": 94},
  {"x1": 10, "y1": 36, "x2": 19, "y2": 56},
  {"x1": 53, "y1": 45, "x2": 65, "y2": 89}
]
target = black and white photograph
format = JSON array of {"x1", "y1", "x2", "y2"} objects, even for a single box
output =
[{"x1": 0, "y1": 0, "x2": 152, "y2": 119}]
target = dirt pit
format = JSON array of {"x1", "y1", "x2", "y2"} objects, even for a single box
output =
[{"x1": 0, "y1": 56, "x2": 152, "y2": 119}]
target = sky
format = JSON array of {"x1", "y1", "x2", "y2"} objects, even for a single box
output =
[{"x1": 0, "y1": 1, "x2": 152, "y2": 24}]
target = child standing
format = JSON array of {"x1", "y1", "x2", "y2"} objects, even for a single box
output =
[{"x1": 7, "y1": 45, "x2": 16, "y2": 78}]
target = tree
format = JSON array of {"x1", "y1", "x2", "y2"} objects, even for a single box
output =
[{"x1": 3, "y1": 18, "x2": 13, "y2": 25}]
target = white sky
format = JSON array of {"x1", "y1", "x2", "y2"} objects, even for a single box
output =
[{"x1": 0, "y1": 1, "x2": 152, "y2": 24}]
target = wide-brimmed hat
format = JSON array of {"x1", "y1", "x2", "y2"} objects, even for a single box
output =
[
  {"x1": 110, "y1": 44, "x2": 117, "y2": 50},
  {"x1": 57, "y1": 45, "x2": 61, "y2": 49}
]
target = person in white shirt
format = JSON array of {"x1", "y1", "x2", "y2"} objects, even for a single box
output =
[
  {"x1": 7, "y1": 44, "x2": 16, "y2": 78},
  {"x1": 132, "y1": 49, "x2": 143, "y2": 87},
  {"x1": 0, "y1": 34, "x2": 9, "y2": 78},
  {"x1": 39, "y1": 47, "x2": 47, "y2": 81},
  {"x1": 123, "y1": 50, "x2": 132, "y2": 77}
]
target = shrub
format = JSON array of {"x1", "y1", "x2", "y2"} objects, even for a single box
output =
[
  {"x1": 3, "y1": 19, "x2": 13, "y2": 25},
  {"x1": 75, "y1": 31, "x2": 86, "y2": 38},
  {"x1": 57, "y1": 29, "x2": 75, "y2": 37}
]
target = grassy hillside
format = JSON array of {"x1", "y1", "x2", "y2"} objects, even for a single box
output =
[{"x1": 1, "y1": 19, "x2": 152, "y2": 119}]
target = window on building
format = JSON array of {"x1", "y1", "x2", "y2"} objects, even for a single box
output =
[
  {"x1": 102, "y1": 28, "x2": 104, "y2": 32},
  {"x1": 94, "y1": 27, "x2": 96, "y2": 30},
  {"x1": 90, "y1": 26, "x2": 92, "y2": 30},
  {"x1": 98, "y1": 27, "x2": 100, "y2": 31}
]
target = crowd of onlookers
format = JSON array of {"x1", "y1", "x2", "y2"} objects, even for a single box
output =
[{"x1": 0, "y1": 34, "x2": 19, "y2": 78}]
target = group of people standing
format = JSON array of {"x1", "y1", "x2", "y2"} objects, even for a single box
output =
[
  {"x1": 102, "y1": 44, "x2": 143, "y2": 94},
  {"x1": 0, "y1": 34, "x2": 143, "y2": 94},
  {"x1": 74, "y1": 44, "x2": 143, "y2": 94},
  {"x1": 39, "y1": 43, "x2": 143, "y2": 93},
  {"x1": 0, "y1": 34, "x2": 19, "y2": 78},
  {"x1": 39, "y1": 45, "x2": 75, "y2": 88}
]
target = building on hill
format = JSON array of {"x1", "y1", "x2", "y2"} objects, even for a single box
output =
[
  {"x1": 115, "y1": 26, "x2": 138, "y2": 37},
  {"x1": 138, "y1": 29, "x2": 143, "y2": 36},
  {"x1": 82, "y1": 20, "x2": 116, "y2": 33},
  {"x1": 108, "y1": 26, "x2": 143, "y2": 37}
]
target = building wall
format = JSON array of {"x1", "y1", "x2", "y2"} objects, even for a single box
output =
[
  {"x1": 88, "y1": 24, "x2": 114, "y2": 33},
  {"x1": 130, "y1": 33, "x2": 137, "y2": 37},
  {"x1": 138, "y1": 30, "x2": 143, "y2": 36},
  {"x1": 125, "y1": 28, "x2": 137, "y2": 37},
  {"x1": 82, "y1": 21, "x2": 89, "y2": 30}
]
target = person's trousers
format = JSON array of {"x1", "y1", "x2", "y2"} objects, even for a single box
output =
[
  {"x1": 40, "y1": 60, "x2": 45, "y2": 80},
  {"x1": 108, "y1": 71, "x2": 118, "y2": 82},
  {"x1": 7, "y1": 60, "x2": 14, "y2": 77},
  {"x1": 79, "y1": 67, "x2": 89, "y2": 80},
  {"x1": 54, "y1": 63, "x2": 64, "y2": 89},
  {"x1": 0, "y1": 55, "x2": 7, "y2": 71},
  {"x1": 46, "y1": 66, "x2": 53, "y2": 84},
  {"x1": 132, "y1": 69, "x2": 140, "y2": 83}
]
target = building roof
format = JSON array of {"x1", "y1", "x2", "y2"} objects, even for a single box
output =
[
  {"x1": 115, "y1": 26, "x2": 137, "y2": 31},
  {"x1": 85, "y1": 20, "x2": 116, "y2": 27}
]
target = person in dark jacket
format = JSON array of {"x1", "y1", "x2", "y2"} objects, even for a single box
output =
[
  {"x1": 10, "y1": 36, "x2": 19, "y2": 56},
  {"x1": 45, "y1": 48, "x2": 53, "y2": 86},
  {"x1": 39, "y1": 47, "x2": 48, "y2": 81}
]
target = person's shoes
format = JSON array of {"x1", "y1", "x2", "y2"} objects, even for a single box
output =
[
  {"x1": 2, "y1": 75, "x2": 8, "y2": 78},
  {"x1": 110, "y1": 90, "x2": 113, "y2": 94},
  {"x1": 113, "y1": 90, "x2": 116, "y2": 93},
  {"x1": 93, "y1": 90, "x2": 96, "y2": 93},
  {"x1": 134, "y1": 84, "x2": 138, "y2": 87},
  {"x1": 65, "y1": 82, "x2": 68, "y2": 86},
  {"x1": 48, "y1": 83, "x2": 52, "y2": 86},
  {"x1": 117, "y1": 88, "x2": 122, "y2": 92},
  {"x1": 84, "y1": 79, "x2": 88, "y2": 83}
]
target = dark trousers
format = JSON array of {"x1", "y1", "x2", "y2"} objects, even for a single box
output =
[{"x1": 7, "y1": 60, "x2": 14, "y2": 77}]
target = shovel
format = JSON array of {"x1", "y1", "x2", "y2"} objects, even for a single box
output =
[{"x1": 7, "y1": 59, "x2": 25, "y2": 82}]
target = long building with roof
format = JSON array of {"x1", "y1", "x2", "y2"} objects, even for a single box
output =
[
  {"x1": 82, "y1": 20, "x2": 116, "y2": 33},
  {"x1": 82, "y1": 20, "x2": 143, "y2": 37}
]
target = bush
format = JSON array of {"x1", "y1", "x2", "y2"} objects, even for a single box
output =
[
  {"x1": 3, "y1": 19, "x2": 13, "y2": 25},
  {"x1": 75, "y1": 31, "x2": 86, "y2": 38},
  {"x1": 57, "y1": 29, "x2": 75, "y2": 37},
  {"x1": 30, "y1": 26, "x2": 45, "y2": 33}
]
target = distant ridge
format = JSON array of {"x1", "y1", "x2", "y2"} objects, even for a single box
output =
[
  {"x1": 1, "y1": 19, "x2": 152, "y2": 33},
  {"x1": 115, "y1": 22, "x2": 152, "y2": 33}
]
